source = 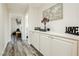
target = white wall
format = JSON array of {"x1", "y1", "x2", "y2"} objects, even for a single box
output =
[
  {"x1": 29, "y1": 3, "x2": 79, "y2": 35},
  {"x1": 0, "y1": 4, "x2": 9, "y2": 55},
  {"x1": 10, "y1": 13, "x2": 23, "y2": 33},
  {"x1": 41, "y1": 3, "x2": 79, "y2": 34},
  {"x1": 28, "y1": 6, "x2": 42, "y2": 30},
  {"x1": 28, "y1": 3, "x2": 79, "y2": 33},
  {"x1": 9, "y1": 13, "x2": 26, "y2": 40}
]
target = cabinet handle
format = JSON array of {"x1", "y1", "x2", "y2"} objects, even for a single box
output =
[{"x1": 47, "y1": 36, "x2": 53, "y2": 39}]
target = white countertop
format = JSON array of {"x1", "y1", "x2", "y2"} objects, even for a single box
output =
[{"x1": 30, "y1": 30, "x2": 79, "y2": 41}]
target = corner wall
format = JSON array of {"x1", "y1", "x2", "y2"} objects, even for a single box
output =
[{"x1": 0, "y1": 4, "x2": 9, "y2": 55}]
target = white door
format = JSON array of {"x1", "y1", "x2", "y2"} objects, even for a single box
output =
[
  {"x1": 40, "y1": 34, "x2": 51, "y2": 56},
  {"x1": 50, "y1": 36, "x2": 77, "y2": 56}
]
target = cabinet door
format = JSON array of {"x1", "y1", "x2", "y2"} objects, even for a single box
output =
[
  {"x1": 40, "y1": 34, "x2": 51, "y2": 56},
  {"x1": 28, "y1": 31, "x2": 36, "y2": 46},
  {"x1": 28, "y1": 31, "x2": 40, "y2": 50},
  {"x1": 50, "y1": 36, "x2": 77, "y2": 56},
  {"x1": 33, "y1": 32, "x2": 40, "y2": 50}
]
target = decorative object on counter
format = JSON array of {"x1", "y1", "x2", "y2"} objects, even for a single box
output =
[
  {"x1": 41, "y1": 17, "x2": 49, "y2": 31},
  {"x1": 34, "y1": 27, "x2": 50, "y2": 32},
  {"x1": 34, "y1": 27, "x2": 40, "y2": 30},
  {"x1": 65, "y1": 26, "x2": 79, "y2": 36},
  {"x1": 47, "y1": 28, "x2": 50, "y2": 31},
  {"x1": 16, "y1": 18, "x2": 21, "y2": 25},
  {"x1": 43, "y1": 3, "x2": 63, "y2": 21}
]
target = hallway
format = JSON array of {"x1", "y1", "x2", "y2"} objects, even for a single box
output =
[{"x1": 1, "y1": 3, "x2": 79, "y2": 56}]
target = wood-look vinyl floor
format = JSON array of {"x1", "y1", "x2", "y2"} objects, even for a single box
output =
[{"x1": 3, "y1": 40, "x2": 39, "y2": 56}]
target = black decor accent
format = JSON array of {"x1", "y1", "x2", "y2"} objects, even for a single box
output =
[{"x1": 65, "y1": 26, "x2": 79, "y2": 36}]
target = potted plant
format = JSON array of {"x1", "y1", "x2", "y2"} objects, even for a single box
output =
[{"x1": 41, "y1": 17, "x2": 49, "y2": 31}]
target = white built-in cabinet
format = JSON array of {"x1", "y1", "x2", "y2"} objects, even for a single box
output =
[
  {"x1": 28, "y1": 31, "x2": 40, "y2": 50},
  {"x1": 39, "y1": 34, "x2": 51, "y2": 56},
  {"x1": 50, "y1": 36, "x2": 77, "y2": 56},
  {"x1": 28, "y1": 31, "x2": 78, "y2": 56}
]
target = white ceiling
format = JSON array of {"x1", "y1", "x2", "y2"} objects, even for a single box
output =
[
  {"x1": 28, "y1": 3, "x2": 45, "y2": 7},
  {"x1": 7, "y1": 3, "x2": 28, "y2": 14},
  {"x1": 7, "y1": 3, "x2": 46, "y2": 14}
]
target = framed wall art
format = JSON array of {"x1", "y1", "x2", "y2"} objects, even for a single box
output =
[{"x1": 43, "y1": 3, "x2": 63, "y2": 21}]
